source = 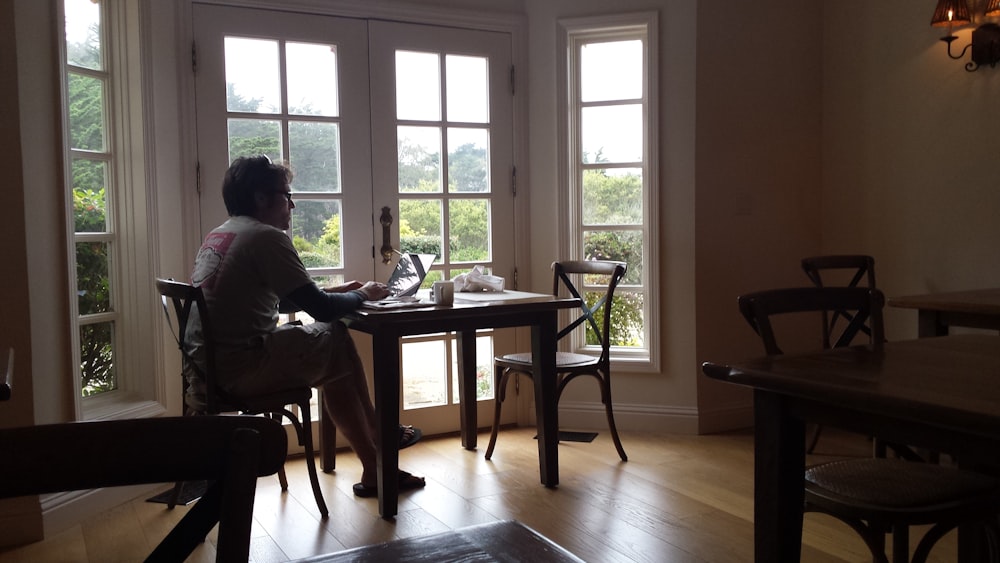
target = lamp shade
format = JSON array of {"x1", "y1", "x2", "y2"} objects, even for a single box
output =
[
  {"x1": 931, "y1": 0, "x2": 972, "y2": 27},
  {"x1": 986, "y1": 0, "x2": 1000, "y2": 17}
]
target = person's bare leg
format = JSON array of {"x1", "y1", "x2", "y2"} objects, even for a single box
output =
[
  {"x1": 322, "y1": 327, "x2": 422, "y2": 489},
  {"x1": 321, "y1": 377, "x2": 378, "y2": 485}
]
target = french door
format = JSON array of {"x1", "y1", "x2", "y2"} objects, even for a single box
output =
[{"x1": 192, "y1": 4, "x2": 517, "y2": 434}]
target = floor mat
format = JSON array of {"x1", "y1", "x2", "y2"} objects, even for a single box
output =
[
  {"x1": 146, "y1": 480, "x2": 207, "y2": 506},
  {"x1": 533, "y1": 431, "x2": 598, "y2": 443}
]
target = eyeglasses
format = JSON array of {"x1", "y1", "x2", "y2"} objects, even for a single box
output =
[{"x1": 276, "y1": 191, "x2": 293, "y2": 203}]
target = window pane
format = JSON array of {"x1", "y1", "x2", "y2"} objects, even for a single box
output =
[
  {"x1": 286, "y1": 42, "x2": 339, "y2": 116},
  {"x1": 395, "y1": 51, "x2": 441, "y2": 121},
  {"x1": 76, "y1": 241, "x2": 110, "y2": 315},
  {"x1": 451, "y1": 334, "x2": 495, "y2": 403},
  {"x1": 398, "y1": 126, "x2": 442, "y2": 193},
  {"x1": 225, "y1": 37, "x2": 281, "y2": 113},
  {"x1": 291, "y1": 200, "x2": 343, "y2": 268},
  {"x1": 448, "y1": 128, "x2": 489, "y2": 193},
  {"x1": 65, "y1": 0, "x2": 102, "y2": 70},
  {"x1": 80, "y1": 321, "x2": 116, "y2": 397},
  {"x1": 583, "y1": 230, "x2": 643, "y2": 285},
  {"x1": 289, "y1": 121, "x2": 341, "y2": 193},
  {"x1": 403, "y1": 339, "x2": 448, "y2": 409},
  {"x1": 309, "y1": 274, "x2": 345, "y2": 288},
  {"x1": 581, "y1": 40, "x2": 642, "y2": 102},
  {"x1": 399, "y1": 199, "x2": 442, "y2": 260},
  {"x1": 228, "y1": 118, "x2": 281, "y2": 162},
  {"x1": 73, "y1": 159, "x2": 108, "y2": 232},
  {"x1": 449, "y1": 199, "x2": 490, "y2": 263},
  {"x1": 582, "y1": 104, "x2": 642, "y2": 164},
  {"x1": 446, "y1": 55, "x2": 488, "y2": 123},
  {"x1": 68, "y1": 73, "x2": 106, "y2": 151},
  {"x1": 582, "y1": 168, "x2": 643, "y2": 225},
  {"x1": 584, "y1": 290, "x2": 645, "y2": 348}
]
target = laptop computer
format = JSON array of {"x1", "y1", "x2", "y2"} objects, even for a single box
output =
[{"x1": 384, "y1": 252, "x2": 436, "y2": 298}]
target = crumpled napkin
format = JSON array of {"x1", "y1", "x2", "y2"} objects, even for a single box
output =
[{"x1": 453, "y1": 265, "x2": 505, "y2": 292}]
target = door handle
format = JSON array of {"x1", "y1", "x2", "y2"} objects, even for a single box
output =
[{"x1": 379, "y1": 206, "x2": 395, "y2": 264}]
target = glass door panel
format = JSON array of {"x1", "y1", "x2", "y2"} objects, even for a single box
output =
[{"x1": 369, "y1": 21, "x2": 516, "y2": 433}]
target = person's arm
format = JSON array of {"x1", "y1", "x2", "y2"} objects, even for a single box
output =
[
  {"x1": 284, "y1": 281, "x2": 391, "y2": 322},
  {"x1": 284, "y1": 283, "x2": 365, "y2": 322}
]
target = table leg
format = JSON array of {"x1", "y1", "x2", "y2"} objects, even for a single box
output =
[
  {"x1": 457, "y1": 330, "x2": 478, "y2": 449},
  {"x1": 531, "y1": 312, "x2": 559, "y2": 487},
  {"x1": 372, "y1": 329, "x2": 401, "y2": 518},
  {"x1": 753, "y1": 390, "x2": 804, "y2": 563},
  {"x1": 917, "y1": 310, "x2": 948, "y2": 337},
  {"x1": 318, "y1": 389, "x2": 336, "y2": 472}
]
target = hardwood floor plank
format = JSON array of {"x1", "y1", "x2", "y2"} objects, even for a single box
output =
[{"x1": 80, "y1": 502, "x2": 149, "y2": 562}]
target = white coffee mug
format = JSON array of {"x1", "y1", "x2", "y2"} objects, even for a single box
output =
[{"x1": 432, "y1": 280, "x2": 455, "y2": 306}]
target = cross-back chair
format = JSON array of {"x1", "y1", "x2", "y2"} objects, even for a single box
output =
[
  {"x1": 801, "y1": 255, "x2": 877, "y2": 348},
  {"x1": 800, "y1": 255, "x2": 878, "y2": 453},
  {"x1": 485, "y1": 260, "x2": 628, "y2": 462},
  {"x1": 0, "y1": 415, "x2": 286, "y2": 562},
  {"x1": 156, "y1": 278, "x2": 329, "y2": 517},
  {"x1": 739, "y1": 286, "x2": 1000, "y2": 563}
]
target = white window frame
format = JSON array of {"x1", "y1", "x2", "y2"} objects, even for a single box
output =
[
  {"x1": 558, "y1": 12, "x2": 659, "y2": 372},
  {"x1": 59, "y1": 0, "x2": 162, "y2": 420}
]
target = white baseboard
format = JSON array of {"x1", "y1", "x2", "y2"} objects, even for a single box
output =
[
  {"x1": 42, "y1": 483, "x2": 163, "y2": 538},
  {"x1": 555, "y1": 400, "x2": 700, "y2": 434},
  {"x1": 554, "y1": 400, "x2": 753, "y2": 436}
]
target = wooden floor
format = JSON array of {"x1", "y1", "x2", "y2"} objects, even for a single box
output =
[{"x1": 0, "y1": 427, "x2": 962, "y2": 562}]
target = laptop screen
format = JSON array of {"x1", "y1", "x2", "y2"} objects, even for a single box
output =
[{"x1": 386, "y1": 253, "x2": 436, "y2": 297}]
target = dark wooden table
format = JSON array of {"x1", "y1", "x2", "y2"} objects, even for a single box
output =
[
  {"x1": 345, "y1": 290, "x2": 580, "y2": 518},
  {"x1": 296, "y1": 520, "x2": 585, "y2": 562},
  {"x1": 702, "y1": 334, "x2": 1000, "y2": 562},
  {"x1": 889, "y1": 287, "x2": 1000, "y2": 337}
]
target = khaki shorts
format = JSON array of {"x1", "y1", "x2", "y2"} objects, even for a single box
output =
[{"x1": 217, "y1": 321, "x2": 358, "y2": 397}]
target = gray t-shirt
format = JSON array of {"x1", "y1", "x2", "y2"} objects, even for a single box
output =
[{"x1": 192, "y1": 215, "x2": 311, "y2": 348}]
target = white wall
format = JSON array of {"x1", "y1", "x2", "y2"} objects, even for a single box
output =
[
  {"x1": 694, "y1": 1, "x2": 825, "y2": 431},
  {"x1": 822, "y1": 0, "x2": 1000, "y2": 340}
]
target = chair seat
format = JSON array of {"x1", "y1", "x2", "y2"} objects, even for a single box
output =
[
  {"x1": 214, "y1": 387, "x2": 312, "y2": 415},
  {"x1": 806, "y1": 458, "x2": 999, "y2": 511},
  {"x1": 496, "y1": 351, "x2": 599, "y2": 370}
]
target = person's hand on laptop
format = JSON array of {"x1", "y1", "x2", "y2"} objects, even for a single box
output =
[{"x1": 357, "y1": 281, "x2": 391, "y2": 301}]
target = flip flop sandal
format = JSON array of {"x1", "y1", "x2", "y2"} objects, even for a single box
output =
[
  {"x1": 353, "y1": 471, "x2": 426, "y2": 498},
  {"x1": 399, "y1": 424, "x2": 422, "y2": 449}
]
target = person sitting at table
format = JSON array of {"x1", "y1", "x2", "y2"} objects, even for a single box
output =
[{"x1": 189, "y1": 154, "x2": 425, "y2": 498}]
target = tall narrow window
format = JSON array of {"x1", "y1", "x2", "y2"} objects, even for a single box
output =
[
  {"x1": 62, "y1": 0, "x2": 158, "y2": 417},
  {"x1": 65, "y1": 0, "x2": 118, "y2": 398},
  {"x1": 562, "y1": 13, "x2": 659, "y2": 369}
]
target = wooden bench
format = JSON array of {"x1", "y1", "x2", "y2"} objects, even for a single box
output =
[{"x1": 296, "y1": 520, "x2": 585, "y2": 562}]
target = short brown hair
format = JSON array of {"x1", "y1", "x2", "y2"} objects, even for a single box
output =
[{"x1": 221, "y1": 155, "x2": 293, "y2": 216}]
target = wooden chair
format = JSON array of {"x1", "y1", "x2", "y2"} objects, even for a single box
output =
[
  {"x1": 485, "y1": 260, "x2": 628, "y2": 462},
  {"x1": 156, "y1": 278, "x2": 329, "y2": 517},
  {"x1": 801, "y1": 255, "x2": 877, "y2": 348},
  {"x1": 0, "y1": 415, "x2": 286, "y2": 562},
  {"x1": 739, "y1": 286, "x2": 1000, "y2": 563}
]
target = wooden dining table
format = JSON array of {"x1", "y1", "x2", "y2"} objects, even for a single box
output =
[
  {"x1": 702, "y1": 334, "x2": 1000, "y2": 562},
  {"x1": 342, "y1": 290, "x2": 580, "y2": 518},
  {"x1": 889, "y1": 287, "x2": 1000, "y2": 337}
]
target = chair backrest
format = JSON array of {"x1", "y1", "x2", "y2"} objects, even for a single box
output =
[
  {"x1": 0, "y1": 415, "x2": 286, "y2": 561},
  {"x1": 738, "y1": 286, "x2": 885, "y2": 356},
  {"x1": 156, "y1": 278, "x2": 218, "y2": 413},
  {"x1": 552, "y1": 260, "x2": 627, "y2": 363},
  {"x1": 801, "y1": 255, "x2": 877, "y2": 349}
]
